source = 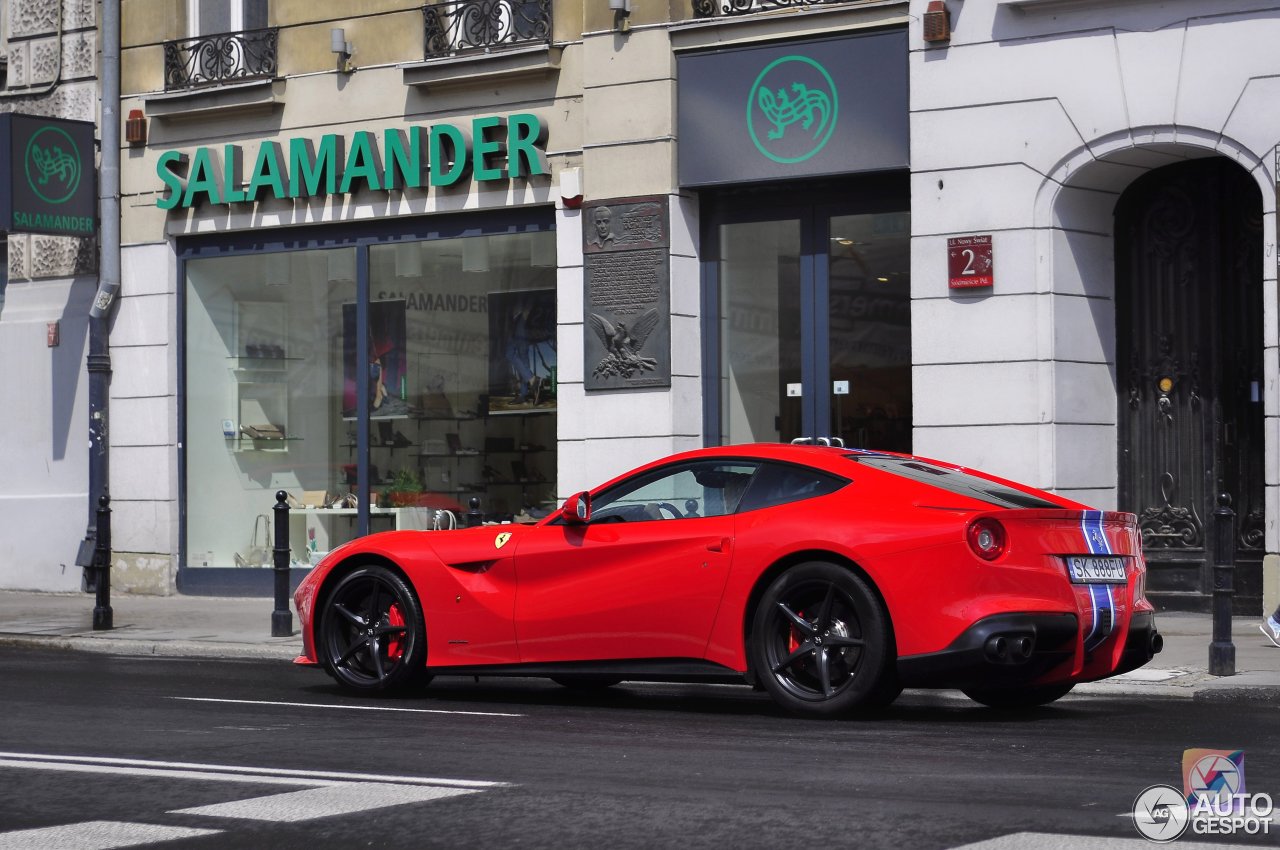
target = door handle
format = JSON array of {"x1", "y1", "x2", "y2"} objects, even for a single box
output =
[{"x1": 706, "y1": 537, "x2": 731, "y2": 553}]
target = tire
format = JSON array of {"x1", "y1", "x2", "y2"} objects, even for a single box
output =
[
  {"x1": 962, "y1": 682, "x2": 1074, "y2": 709},
  {"x1": 550, "y1": 675, "x2": 623, "y2": 690},
  {"x1": 318, "y1": 564, "x2": 428, "y2": 694},
  {"x1": 749, "y1": 561, "x2": 893, "y2": 718}
]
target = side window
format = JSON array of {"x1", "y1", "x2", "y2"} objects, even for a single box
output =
[
  {"x1": 735, "y1": 462, "x2": 848, "y2": 513},
  {"x1": 591, "y1": 461, "x2": 760, "y2": 522}
]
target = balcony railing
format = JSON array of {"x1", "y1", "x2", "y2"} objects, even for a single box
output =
[
  {"x1": 422, "y1": 0, "x2": 552, "y2": 59},
  {"x1": 692, "y1": 0, "x2": 844, "y2": 16},
  {"x1": 163, "y1": 27, "x2": 279, "y2": 91}
]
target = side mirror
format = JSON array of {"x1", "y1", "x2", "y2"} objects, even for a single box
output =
[{"x1": 560, "y1": 491, "x2": 591, "y2": 524}]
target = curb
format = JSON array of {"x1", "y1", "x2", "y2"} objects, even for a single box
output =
[{"x1": 0, "y1": 633, "x2": 300, "y2": 662}]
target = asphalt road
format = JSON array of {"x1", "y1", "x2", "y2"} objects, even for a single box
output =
[{"x1": 0, "y1": 649, "x2": 1276, "y2": 850}]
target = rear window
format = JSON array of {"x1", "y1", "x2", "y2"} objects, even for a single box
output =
[
  {"x1": 845, "y1": 454, "x2": 1063, "y2": 509},
  {"x1": 736, "y1": 462, "x2": 848, "y2": 513}
]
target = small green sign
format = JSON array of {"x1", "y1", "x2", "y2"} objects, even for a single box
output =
[
  {"x1": 746, "y1": 56, "x2": 839, "y2": 164},
  {"x1": 0, "y1": 113, "x2": 98, "y2": 237}
]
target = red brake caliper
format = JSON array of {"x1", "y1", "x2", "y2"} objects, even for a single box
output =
[{"x1": 386, "y1": 603, "x2": 405, "y2": 660}]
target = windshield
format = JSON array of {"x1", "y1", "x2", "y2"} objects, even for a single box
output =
[{"x1": 845, "y1": 454, "x2": 1064, "y2": 509}]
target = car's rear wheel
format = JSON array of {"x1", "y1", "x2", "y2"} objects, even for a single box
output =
[
  {"x1": 749, "y1": 562, "x2": 892, "y2": 717},
  {"x1": 962, "y1": 683, "x2": 1074, "y2": 709},
  {"x1": 550, "y1": 675, "x2": 623, "y2": 690},
  {"x1": 319, "y1": 564, "x2": 428, "y2": 693}
]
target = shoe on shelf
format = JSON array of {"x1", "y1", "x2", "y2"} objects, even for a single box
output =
[{"x1": 1260, "y1": 615, "x2": 1280, "y2": 648}]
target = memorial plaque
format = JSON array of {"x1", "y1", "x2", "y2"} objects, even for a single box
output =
[{"x1": 583, "y1": 196, "x2": 671, "y2": 391}]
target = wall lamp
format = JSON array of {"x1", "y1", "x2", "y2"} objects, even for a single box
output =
[
  {"x1": 330, "y1": 28, "x2": 356, "y2": 73},
  {"x1": 608, "y1": 0, "x2": 631, "y2": 34}
]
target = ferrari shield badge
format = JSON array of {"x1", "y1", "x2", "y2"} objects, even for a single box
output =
[{"x1": 494, "y1": 532, "x2": 512, "y2": 550}]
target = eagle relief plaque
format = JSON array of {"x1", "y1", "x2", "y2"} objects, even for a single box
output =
[{"x1": 582, "y1": 196, "x2": 671, "y2": 391}]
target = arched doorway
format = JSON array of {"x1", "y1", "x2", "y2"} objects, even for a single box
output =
[{"x1": 1115, "y1": 158, "x2": 1265, "y2": 611}]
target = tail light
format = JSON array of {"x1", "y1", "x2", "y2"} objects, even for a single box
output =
[{"x1": 967, "y1": 517, "x2": 1006, "y2": 561}]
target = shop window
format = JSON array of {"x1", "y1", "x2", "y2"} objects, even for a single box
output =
[
  {"x1": 183, "y1": 230, "x2": 557, "y2": 571},
  {"x1": 369, "y1": 233, "x2": 557, "y2": 522}
]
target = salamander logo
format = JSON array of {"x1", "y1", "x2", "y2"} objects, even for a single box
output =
[
  {"x1": 25, "y1": 125, "x2": 82, "y2": 205},
  {"x1": 747, "y1": 56, "x2": 839, "y2": 164}
]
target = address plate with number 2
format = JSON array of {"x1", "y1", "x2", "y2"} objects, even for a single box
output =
[{"x1": 1065, "y1": 556, "x2": 1127, "y2": 584}]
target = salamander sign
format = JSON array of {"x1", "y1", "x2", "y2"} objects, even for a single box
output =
[
  {"x1": 0, "y1": 113, "x2": 98, "y2": 237},
  {"x1": 156, "y1": 113, "x2": 548, "y2": 210}
]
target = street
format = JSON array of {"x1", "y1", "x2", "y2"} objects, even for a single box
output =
[{"x1": 0, "y1": 648, "x2": 1275, "y2": 849}]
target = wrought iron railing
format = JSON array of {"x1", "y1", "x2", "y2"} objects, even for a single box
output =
[
  {"x1": 163, "y1": 27, "x2": 279, "y2": 91},
  {"x1": 692, "y1": 0, "x2": 845, "y2": 16},
  {"x1": 422, "y1": 0, "x2": 552, "y2": 59}
]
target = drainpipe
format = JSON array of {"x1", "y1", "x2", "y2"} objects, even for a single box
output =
[{"x1": 81, "y1": 0, "x2": 120, "y2": 624}]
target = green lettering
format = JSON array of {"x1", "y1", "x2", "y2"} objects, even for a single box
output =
[
  {"x1": 182, "y1": 147, "x2": 221, "y2": 208},
  {"x1": 340, "y1": 131, "x2": 382, "y2": 194},
  {"x1": 383, "y1": 127, "x2": 423, "y2": 190},
  {"x1": 429, "y1": 124, "x2": 469, "y2": 187},
  {"x1": 156, "y1": 150, "x2": 187, "y2": 211},
  {"x1": 471, "y1": 116, "x2": 506, "y2": 182},
  {"x1": 222, "y1": 145, "x2": 246, "y2": 204},
  {"x1": 289, "y1": 135, "x2": 342, "y2": 198},
  {"x1": 246, "y1": 142, "x2": 286, "y2": 201},
  {"x1": 507, "y1": 113, "x2": 547, "y2": 178}
]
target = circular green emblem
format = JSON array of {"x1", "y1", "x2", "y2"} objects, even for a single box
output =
[
  {"x1": 747, "y1": 55, "x2": 839, "y2": 164},
  {"x1": 25, "y1": 125, "x2": 82, "y2": 205}
]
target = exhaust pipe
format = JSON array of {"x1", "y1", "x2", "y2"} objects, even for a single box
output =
[
  {"x1": 985, "y1": 636, "x2": 1009, "y2": 661},
  {"x1": 1150, "y1": 631, "x2": 1163, "y2": 656},
  {"x1": 1014, "y1": 636, "x2": 1034, "y2": 660}
]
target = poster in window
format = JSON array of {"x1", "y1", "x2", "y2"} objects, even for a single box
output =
[
  {"x1": 487, "y1": 289, "x2": 556, "y2": 415},
  {"x1": 342, "y1": 299, "x2": 410, "y2": 419}
]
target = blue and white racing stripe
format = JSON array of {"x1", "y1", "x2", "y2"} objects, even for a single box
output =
[
  {"x1": 1080, "y1": 510, "x2": 1116, "y2": 651},
  {"x1": 1080, "y1": 510, "x2": 1113, "y2": 555}
]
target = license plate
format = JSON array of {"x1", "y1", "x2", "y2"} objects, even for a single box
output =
[{"x1": 1065, "y1": 556, "x2": 1127, "y2": 584}]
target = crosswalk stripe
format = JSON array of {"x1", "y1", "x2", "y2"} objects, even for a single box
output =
[
  {"x1": 171, "y1": 782, "x2": 478, "y2": 822},
  {"x1": 0, "y1": 820, "x2": 220, "y2": 850},
  {"x1": 0, "y1": 752, "x2": 508, "y2": 788}
]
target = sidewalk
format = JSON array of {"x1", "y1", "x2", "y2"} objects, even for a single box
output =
[{"x1": 0, "y1": 589, "x2": 1277, "y2": 701}]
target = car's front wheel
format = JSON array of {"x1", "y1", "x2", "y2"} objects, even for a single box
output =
[
  {"x1": 962, "y1": 683, "x2": 1074, "y2": 709},
  {"x1": 318, "y1": 564, "x2": 428, "y2": 693},
  {"x1": 749, "y1": 562, "x2": 893, "y2": 717}
]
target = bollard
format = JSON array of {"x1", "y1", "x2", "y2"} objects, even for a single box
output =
[
  {"x1": 271, "y1": 490, "x2": 293, "y2": 637},
  {"x1": 466, "y1": 496, "x2": 483, "y2": 528},
  {"x1": 1208, "y1": 492, "x2": 1236, "y2": 676},
  {"x1": 92, "y1": 492, "x2": 113, "y2": 631}
]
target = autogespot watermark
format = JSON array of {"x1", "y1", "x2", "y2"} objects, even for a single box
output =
[{"x1": 1131, "y1": 749, "x2": 1274, "y2": 842}]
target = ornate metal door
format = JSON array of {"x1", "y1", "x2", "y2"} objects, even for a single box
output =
[{"x1": 1116, "y1": 159, "x2": 1264, "y2": 610}]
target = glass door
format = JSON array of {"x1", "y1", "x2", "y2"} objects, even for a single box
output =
[
  {"x1": 718, "y1": 218, "x2": 804, "y2": 444},
  {"x1": 707, "y1": 191, "x2": 911, "y2": 452},
  {"x1": 825, "y1": 212, "x2": 912, "y2": 453}
]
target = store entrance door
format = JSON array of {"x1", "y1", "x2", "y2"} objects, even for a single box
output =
[{"x1": 708, "y1": 197, "x2": 911, "y2": 452}]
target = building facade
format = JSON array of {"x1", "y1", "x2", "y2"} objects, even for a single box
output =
[
  {"x1": 910, "y1": 0, "x2": 1277, "y2": 613},
  {"x1": 0, "y1": 0, "x2": 1270, "y2": 615},
  {"x1": 0, "y1": 0, "x2": 100, "y2": 592}
]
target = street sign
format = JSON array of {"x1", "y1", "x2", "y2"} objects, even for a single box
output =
[
  {"x1": 947, "y1": 235, "x2": 994, "y2": 289},
  {"x1": 0, "y1": 113, "x2": 97, "y2": 237}
]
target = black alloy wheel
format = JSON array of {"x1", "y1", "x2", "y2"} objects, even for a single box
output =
[
  {"x1": 962, "y1": 682, "x2": 1075, "y2": 709},
  {"x1": 749, "y1": 561, "x2": 893, "y2": 717},
  {"x1": 319, "y1": 564, "x2": 428, "y2": 693}
]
